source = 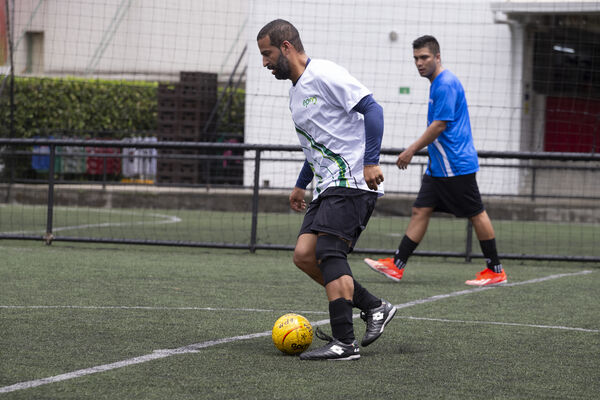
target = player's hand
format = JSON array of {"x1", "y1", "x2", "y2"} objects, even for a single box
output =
[
  {"x1": 289, "y1": 187, "x2": 307, "y2": 212},
  {"x1": 364, "y1": 165, "x2": 384, "y2": 191},
  {"x1": 396, "y1": 149, "x2": 414, "y2": 170}
]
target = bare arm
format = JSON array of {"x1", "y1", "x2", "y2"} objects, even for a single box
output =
[{"x1": 397, "y1": 120, "x2": 447, "y2": 170}]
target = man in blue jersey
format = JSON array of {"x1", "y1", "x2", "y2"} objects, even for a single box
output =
[
  {"x1": 257, "y1": 19, "x2": 396, "y2": 360},
  {"x1": 364, "y1": 35, "x2": 507, "y2": 287}
]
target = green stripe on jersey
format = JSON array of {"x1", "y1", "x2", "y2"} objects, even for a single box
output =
[{"x1": 295, "y1": 126, "x2": 349, "y2": 187}]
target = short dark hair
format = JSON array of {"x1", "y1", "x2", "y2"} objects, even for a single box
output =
[
  {"x1": 412, "y1": 35, "x2": 440, "y2": 56},
  {"x1": 257, "y1": 19, "x2": 304, "y2": 53}
]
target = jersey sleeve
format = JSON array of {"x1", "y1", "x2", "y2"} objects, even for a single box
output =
[
  {"x1": 431, "y1": 79, "x2": 457, "y2": 122},
  {"x1": 318, "y1": 63, "x2": 371, "y2": 113},
  {"x1": 353, "y1": 95, "x2": 384, "y2": 165},
  {"x1": 295, "y1": 159, "x2": 314, "y2": 189}
]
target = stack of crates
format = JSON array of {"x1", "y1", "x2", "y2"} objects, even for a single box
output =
[{"x1": 156, "y1": 72, "x2": 218, "y2": 184}]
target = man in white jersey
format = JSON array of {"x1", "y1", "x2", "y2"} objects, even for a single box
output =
[
  {"x1": 364, "y1": 35, "x2": 507, "y2": 287},
  {"x1": 257, "y1": 19, "x2": 396, "y2": 360}
]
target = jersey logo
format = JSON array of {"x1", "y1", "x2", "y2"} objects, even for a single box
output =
[{"x1": 302, "y1": 96, "x2": 318, "y2": 107}]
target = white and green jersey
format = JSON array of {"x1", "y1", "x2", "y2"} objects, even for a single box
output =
[{"x1": 289, "y1": 58, "x2": 384, "y2": 199}]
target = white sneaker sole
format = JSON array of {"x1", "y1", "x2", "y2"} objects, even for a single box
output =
[
  {"x1": 381, "y1": 305, "x2": 397, "y2": 332},
  {"x1": 465, "y1": 278, "x2": 508, "y2": 286},
  {"x1": 329, "y1": 354, "x2": 360, "y2": 361}
]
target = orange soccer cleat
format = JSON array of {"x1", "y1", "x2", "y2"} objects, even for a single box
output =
[
  {"x1": 465, "y1": 268, "x2": 507, "y2": 286},
  {"x1": 363, "y1": 258, "x2": 404, "y2": 282}
]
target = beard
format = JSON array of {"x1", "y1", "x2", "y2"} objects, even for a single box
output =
[{"x1": 270, "y1": 52, "x2": 291, "y2": 80}]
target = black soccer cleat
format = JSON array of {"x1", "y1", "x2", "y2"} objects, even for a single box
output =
[
  {"x1": 360, "y1": 299, "x2": 397, "y2": 347},
  {"x1": 299, "y1": 327, "x2": 360, "y2": 361}
]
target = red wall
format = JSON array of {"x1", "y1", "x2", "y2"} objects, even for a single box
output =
[{"x1": 545, "y1": 96, "x2": 600, "y2": 153}]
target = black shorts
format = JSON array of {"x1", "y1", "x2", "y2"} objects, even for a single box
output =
[
  {"x1": 298, "y1": 187, "x2": 378, "y2": 250},
  {"x1": 414, "y1": 173, "x2": 484, "y2": 218}
]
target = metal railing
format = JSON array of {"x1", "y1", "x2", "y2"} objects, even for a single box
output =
[{"x1": 1, "y1": 138, "x2": 599, "y2": 263}]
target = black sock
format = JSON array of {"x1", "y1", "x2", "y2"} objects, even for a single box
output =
[
  {"x1": 329, "y1": 298, "x2": 355, "y2": 344},
  {"x1": 394, "y1": 235, "x2": 418, "y2": 268},
  {"x1": 479, "y1": 238, "x2": 503, "y2": 273},
  {"x1": 352, "y1": 279, "x2": 381, "y2": 311}
]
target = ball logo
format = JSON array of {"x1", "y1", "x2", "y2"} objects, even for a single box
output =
[
  {"x1": 272, "y1": 313, "x2": 313, "y2": 355},
  {"x1": 302, "y1": 96, "x2": 318, "y2": 107},
  {"x1": 291, "y1": 342, "x2": 310, "y2": 351}
]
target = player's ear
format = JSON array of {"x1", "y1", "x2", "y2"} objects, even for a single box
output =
[{"x1": 280, "y1": 40, "x2": 293, "y2": 54}]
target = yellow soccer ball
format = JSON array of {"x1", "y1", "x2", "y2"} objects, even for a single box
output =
[{"x1": 272, "y1": 313, "x2": 313, "y2": 355}]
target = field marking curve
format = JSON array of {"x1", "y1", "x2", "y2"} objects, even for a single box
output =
[
  {"x1": 0, "y1": 269, "x2": 593, "y2": 394},
  {"x1": 0, "y1": 206, "x2": 181, "y2": 235}
]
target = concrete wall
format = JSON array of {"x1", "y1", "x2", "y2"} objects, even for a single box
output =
[
  {"x1": 11, "y1": 0, "x2": 248, "y2": 80},
  {"x1": 2, "y1": 184, "x2": 599, "y2": 223}
]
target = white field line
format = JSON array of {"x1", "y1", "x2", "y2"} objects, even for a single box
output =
[
  {"x1": 0, "y1": 270, "x2": 593, "y2": 394},
  {"x1": 0, "y1": 305, "x2": 329, "y2": 315},
  {"x1": 395, "y1": 316, "x2": 599, "y2": 333},
  {"x1": 389, "y1": 270, "x2": 594, "y2": 310},
  {"x1": 0, "y1": 207, "x2": 181, "y2": 235}
]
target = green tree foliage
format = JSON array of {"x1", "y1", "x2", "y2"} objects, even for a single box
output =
[
  {"x1": 0, "y1": 77, "x2": 158, "y2": 138},
  {"x1": 0, "y1": 76, "x2": 245, "y2": 139}
]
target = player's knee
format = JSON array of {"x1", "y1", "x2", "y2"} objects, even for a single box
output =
[
  {"x1": 412, "y1": 207, "x2": 432, "y2": 219},
  {"x1": 315, "y1": 234, "x2": 349, "y2": 262},
  {"x1": 293, "y1": 246, "x2": 313, "y2": 269},
  {"x1": 315, "y1": 234, "x2": 352, "y2": 285}
]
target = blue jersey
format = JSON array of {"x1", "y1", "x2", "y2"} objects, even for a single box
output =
[{"x1": 426, "y1": 70, "x2": 479, "y2": 177}]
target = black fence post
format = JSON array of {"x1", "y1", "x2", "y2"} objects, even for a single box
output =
[
  {"x1": 45, "y1": 144, "x2": 56, "y2": 245},
  {"x1": 249, "y1": 149, "x2": 261, "y2": 253},
  {"x1": 204, "y1": 157, "x2": 210, "y2": 185},
  {"x1": 6, "y1": 0, "x2": 15, "y2": 137},
  {"x1": 465, "y1": 219, "x2": 473, "y2": 262},
  {"x1": 102, "y1": 156, "x2": 107, "y2": 189},
  {"x1": 531, "y1": 166, "x2": 537, "y2": 201},
  {"x1": 9, "y1": 147, "x2": 15, "y2": 184}
]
